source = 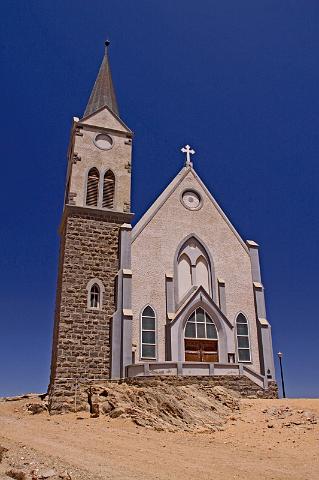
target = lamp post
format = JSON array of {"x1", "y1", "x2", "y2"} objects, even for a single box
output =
[{"x1": 277, "y1": 352, "x2": 286, "y2": 398}]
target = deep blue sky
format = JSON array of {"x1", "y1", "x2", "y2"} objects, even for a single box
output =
[{"x1": 1, "y1": 1, "x2": 318, "y2": 397}]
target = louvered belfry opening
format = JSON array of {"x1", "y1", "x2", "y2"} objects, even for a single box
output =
[
  {"x1": 86, "y1": 168, "x2": 100, "y2": 207},
  {"x1": 102, "y1": 170, "x2": 115, "y2": 208}
]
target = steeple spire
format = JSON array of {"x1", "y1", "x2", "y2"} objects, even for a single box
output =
[{"x1": 83, "y1": 41, "x2": 119, "y2": 118}]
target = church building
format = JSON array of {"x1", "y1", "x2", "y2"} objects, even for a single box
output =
[{"x1": 48, "y1": 43, "x2": 276, "y2": 411}]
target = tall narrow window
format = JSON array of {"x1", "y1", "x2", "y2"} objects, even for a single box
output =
[
  {"x1": 102, "y1": 170, "x2": 115, "y2": 208},
  {"x1": 236, "y1": 314, "x2": 251, "y2": 362},
  {"x1": 86, "y1": 168, "x2": 100, "y2": 207},
  {"x1": 178, "y1": 254, "x2": 192, "y2": 300},
  {"x1": 86, "y1": 278, "x2": 104, "y2": 310},
  {"x1": 141, "y1": 306, "x2": 156, "y2": 359},
  {"x1": 196, "y1": 256, "x2": 210, "y2": 294},
  {"x1": 90, "y1": 283, "x2": 100, "y2": 309}
]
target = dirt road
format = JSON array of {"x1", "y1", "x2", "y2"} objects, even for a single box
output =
[{"x1": 0, "y1": 397, "x2": 318, "y2": 480}]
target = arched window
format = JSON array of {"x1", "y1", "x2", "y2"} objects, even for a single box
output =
[
  {"x1": 184, "y1": 308, "x2": 218, "y2": 362},
  {"x1": 236, "y1": 314, "x2": 251, "y2": 362},
  {"x1": 185, "y1": 308, "x2": 217, "y2": 340},
  {"x1": 141, "y1": 306, "x2": 156, "y2": 359},
  {"x1": 86, "y1": 168, "x2": 100, "y2": 207},
  {"x1": 86, "y1": 278, "x2": 104, "y2": 310},
  {"x1": 90, "y1": 283, "x2": 100, "y2": 309},
  {"x1": 178, "y1": 254, "x2": 192, "y2": 300},
  {"x1": 177, "y1": 237, "x2": 212, "y2": 302},
  {"x1": 102, "y1": 170, "x2": 115, "y2": 208},
  {"x1": 195, "y1": 256, "x2": 210, "y2": 294}
]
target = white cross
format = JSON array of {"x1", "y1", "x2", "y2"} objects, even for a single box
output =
[{"x1": 181, "y1": 144, "x2": 195, "y2": 167}]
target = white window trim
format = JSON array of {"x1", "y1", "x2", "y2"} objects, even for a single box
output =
[
  {"x1": 140, "y1": 306, "x2": 157, "y2": 360},
  {"x1": 86, "y1": 278, "x2": 105, "y2": 311},
  {"x1": 185, "y1": 308, "x2": 218, "y2": 340},
  {"x1": 235, "y1": 314, "x2": 251, "y2": 363}
]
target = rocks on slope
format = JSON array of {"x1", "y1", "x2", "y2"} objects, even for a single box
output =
[
  {"x1": 87, "y1": 381, "x2": 240, "y2": 432},
  {"x1": 261, "y1": 406, "x2": 318, "y2": 428}
]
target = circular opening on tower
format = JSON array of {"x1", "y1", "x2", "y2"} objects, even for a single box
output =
[{"x1": 94, "y1": 133, "x2": 113, "y2": 150}]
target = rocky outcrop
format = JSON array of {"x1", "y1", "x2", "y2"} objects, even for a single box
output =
[
  {"x1": 87, "y1": 381, "x2": 240, "y2": 432},
  {"x1": 48, "y1": 375, "x2": 277, "y2": 414}
]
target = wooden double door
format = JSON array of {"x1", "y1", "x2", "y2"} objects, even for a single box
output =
[{"x1": 185, "y1": 338, "x2": 219, "y2": 362}]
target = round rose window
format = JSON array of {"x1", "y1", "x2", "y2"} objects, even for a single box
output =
[
  {"x1": 94, "y1": 133, "x2": 113, "y2": 150},
  {"x1": 182, "y1": 190, "x2": 202, "y2": 210}
]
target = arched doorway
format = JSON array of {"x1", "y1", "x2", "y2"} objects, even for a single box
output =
[{"x1": 184, "y1": 308, "x2": 218, "y2": 362}]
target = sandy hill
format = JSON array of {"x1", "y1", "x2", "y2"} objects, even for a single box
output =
[{"x1": 0, "y1": 383, "x2": 318, "y2": 480}]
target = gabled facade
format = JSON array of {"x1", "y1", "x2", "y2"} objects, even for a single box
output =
[
  {"x1": 128, "y1": 165, "x2": 275, "y2": 382},
  {"x1": 49, "y1": 44, "x2": 276, "y2": 411}
]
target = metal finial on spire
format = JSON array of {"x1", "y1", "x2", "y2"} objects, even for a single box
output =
[{"x1": 181, "y1": 144, "x2": 195, "y2": 167}]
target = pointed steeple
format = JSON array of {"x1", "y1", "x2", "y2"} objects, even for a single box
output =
[{"x1": 83, "y1": 41, "x2": 119, "y2": 118}]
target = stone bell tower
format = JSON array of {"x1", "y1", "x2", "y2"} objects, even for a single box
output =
[{"x1": 48, "y1": 42, "x2": 133, "y2": 412}]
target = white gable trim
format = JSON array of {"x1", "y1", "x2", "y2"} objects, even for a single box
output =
[
  {"x1": 171, "y1": 284, "x2": 234, "y2": 330},
  {"x1": 132, "y1": 166, "x2": 248, "y2": 253},
  {"x1": 79, "y1": 104, "x2": 133, "y2": 134}
]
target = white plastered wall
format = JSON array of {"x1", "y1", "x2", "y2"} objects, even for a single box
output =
[{"x1": 131, "y1": 168, "x2": 260, "y2": 373}]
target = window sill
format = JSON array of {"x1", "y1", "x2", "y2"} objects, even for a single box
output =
[{"x1": 140, "y1": 357, "x2": 157, "y2": 361}]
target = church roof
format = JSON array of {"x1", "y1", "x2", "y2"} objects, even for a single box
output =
[{"x1": 83, "y1": 41, "x2": 119, "y2": 118}]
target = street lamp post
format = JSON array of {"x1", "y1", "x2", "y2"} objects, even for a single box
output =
[{"x1": 277, "y1": 352, "x2": 286, "y2": 398}]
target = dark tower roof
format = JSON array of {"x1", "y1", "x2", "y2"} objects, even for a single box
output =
[{"x1": 83, "y1": 41, "x2": 119, "y2": 118}]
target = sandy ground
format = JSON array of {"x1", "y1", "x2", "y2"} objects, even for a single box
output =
[{"x1": 0, "y1": 397, "x2": 318, "y2": 480}]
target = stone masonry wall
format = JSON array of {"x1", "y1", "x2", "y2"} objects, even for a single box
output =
[
  {"x1": 48, "y1": 208, "x2": 125, "y2": 412},
  {"x1": 125, "y1": 376, "x2": 278, "y2": 399}
]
